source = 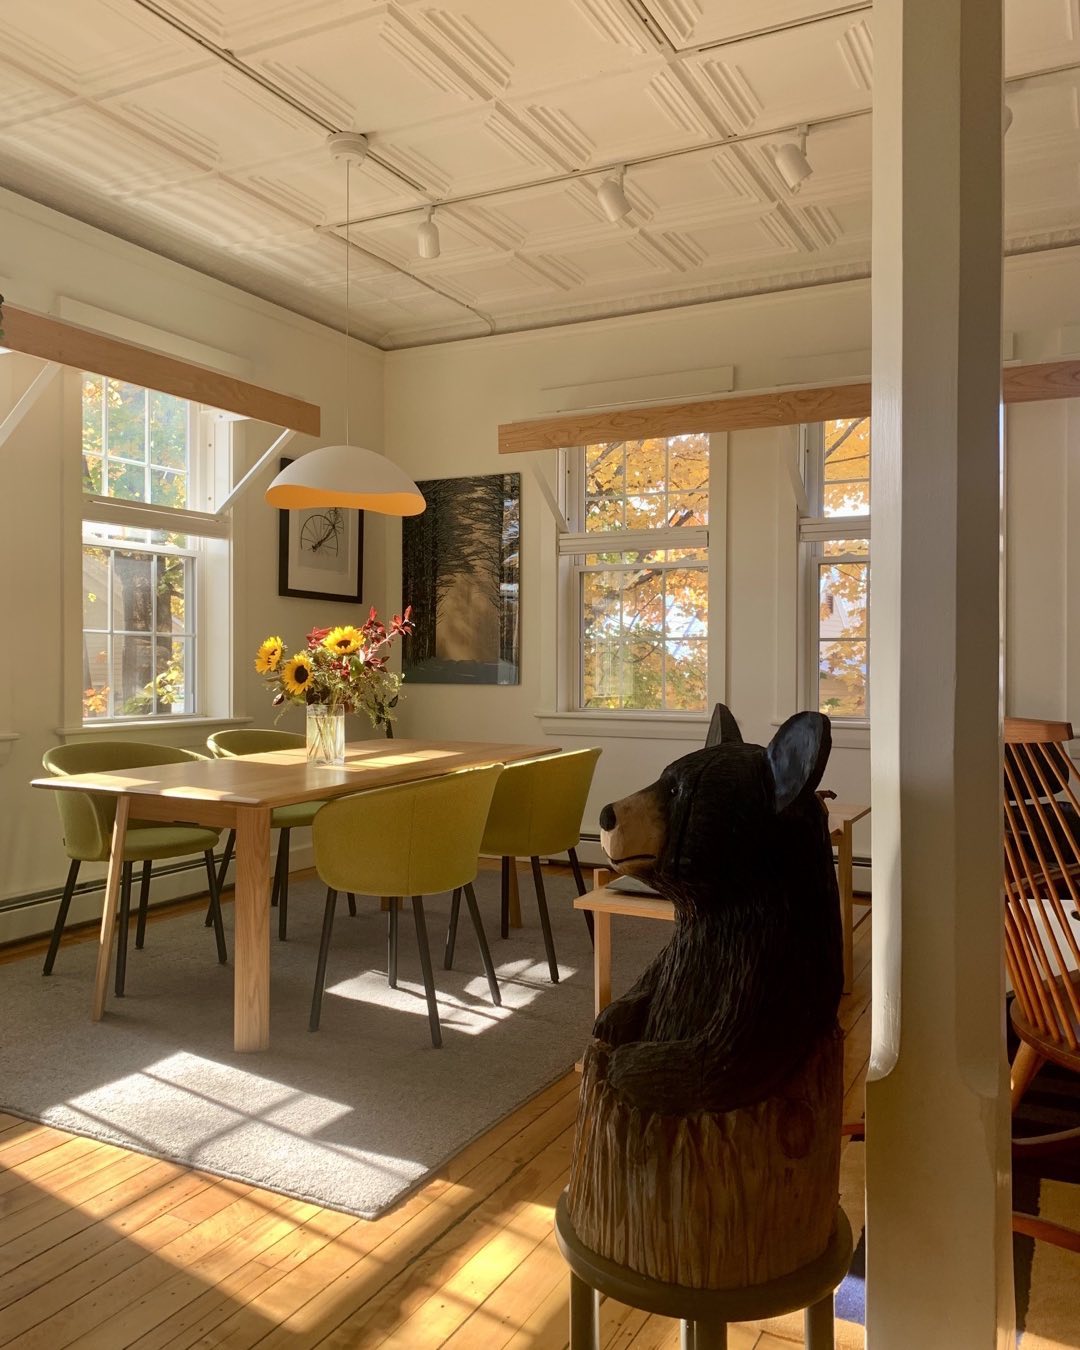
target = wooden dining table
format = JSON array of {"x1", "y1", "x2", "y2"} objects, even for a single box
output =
[{"x1": 32, "y1": 739, "x2": 553, "y2": 1052}]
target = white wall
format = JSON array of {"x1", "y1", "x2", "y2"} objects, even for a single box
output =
[
  {"x1": 0, "y1": 189, "x2": 385, "y2": 941},
  {"x1": 4, "y1": 182, "x2": 1080, "y2": 938}
]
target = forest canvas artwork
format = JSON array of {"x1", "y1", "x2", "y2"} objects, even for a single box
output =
[{"x1": 402, "y1": 473, "x2": 520, "y2": 685}]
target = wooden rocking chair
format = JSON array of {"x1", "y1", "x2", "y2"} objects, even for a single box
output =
[{"x1": 1003, "y1": 716, "x2": 1080, "y2": 1253}]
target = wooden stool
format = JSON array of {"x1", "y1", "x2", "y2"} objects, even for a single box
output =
[{"x1": 554, "y1": 1192, "x2": 853, "y2": 1350}]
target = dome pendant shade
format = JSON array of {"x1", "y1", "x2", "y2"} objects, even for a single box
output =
[{"x1": 265, "y1": 445, "x2": 426, "y2": 515}]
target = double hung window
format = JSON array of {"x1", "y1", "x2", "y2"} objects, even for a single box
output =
[
  {"x1": 80, "y1": 374, "x2": 227, "y2": 722},
  {"x1": 801, "y1": 418, "x2": 871, "y2": 719},
  {"x1": 561, "y1": 434, "x2": 709, "y2": 713}
]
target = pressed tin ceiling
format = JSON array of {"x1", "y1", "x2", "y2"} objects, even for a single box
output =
[{"x1": 0, "y1": 0, "x2": 1078, "y2": 349}]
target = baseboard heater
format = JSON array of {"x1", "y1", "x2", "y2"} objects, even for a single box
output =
[{"x1": 0, "y1": 848, "x2": 232, "y2": 916}]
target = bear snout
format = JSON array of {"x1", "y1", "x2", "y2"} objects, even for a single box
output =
[{"x1": 600, "y1": 785, "x2": 667, "y2": 878}]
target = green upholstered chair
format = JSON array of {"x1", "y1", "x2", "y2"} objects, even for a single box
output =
[
  {"x1": 310, "y1": 764, "x2": 505, "y2": 1047},
  {"x1": 41, "y1": 741, "x2": 227, "y2": 996},
  {"x1": 206, "y1": 729, "x2": 355, "y2": 940},
  {"x1": 445, "y1": 747, "x2": 602, "y2": 984}
]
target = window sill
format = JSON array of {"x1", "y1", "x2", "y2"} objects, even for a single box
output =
[
  {"x1": 56, "y1": 715, "x2": 253, "y2": 741},
  {"x1": 536, "y1": 710, "x2": 710, "y2": 741}
]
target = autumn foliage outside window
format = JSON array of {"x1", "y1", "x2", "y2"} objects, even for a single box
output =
[
  {"x1": 805, "y1": 417, "x2": 871, "y2": 719},
  {"x1": 567, "y1": 434, "x2": 709, "y2": 713}
]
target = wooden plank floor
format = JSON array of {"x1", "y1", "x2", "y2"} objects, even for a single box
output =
[{"x1": 0, "y1": 879, "x2": 872, "y2": 1350}]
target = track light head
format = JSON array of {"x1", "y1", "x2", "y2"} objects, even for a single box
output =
[
  {"x1": 597, "y1": 165, "x2": 632, "y2": 222},
  {"x1": 417, "y1": 207, "x2": 441, "y2": 259},
  {"x1": 774, "y1": 124, "x2": 812, "y2": 193},
  {"x1": 327, "y1": 131, "x2": 370, "y2": 164}
]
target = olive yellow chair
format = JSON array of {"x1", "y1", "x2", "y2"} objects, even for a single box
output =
[
  {"x1": 41, "y1": 741, "x2": 227, "y2": 996},
  {"x1": 206, "y1": 729, "x2": 356, "y2": 939},
  {"x1": 445, "y1": 747, "x2": 602, "y2": 984},
  {"x1": 310, "y1": 764, "x2": 504, "y2": 1047}
]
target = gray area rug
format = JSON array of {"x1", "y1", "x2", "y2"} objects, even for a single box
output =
[{"x1": 0, "y1": 869, "x2": 666, "y2": 1218}]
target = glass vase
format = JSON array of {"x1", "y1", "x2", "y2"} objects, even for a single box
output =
[{"x1": 306, "y1": 705, "x2": 345, "y2": 766}]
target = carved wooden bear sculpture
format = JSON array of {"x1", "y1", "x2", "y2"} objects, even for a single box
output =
[
  {"x1": 566, "y1": 707, "x2": 845, "y2": 1288},
  {"x1": 593, "y1": 706, "x2": 843, "y2": 1116}
]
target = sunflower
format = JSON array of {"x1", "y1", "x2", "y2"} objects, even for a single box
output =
[
  {"x1": 254, "y1": 636, "x2": 284, "y2": 674},
  {"x1": 323, "y1": 625, "x2": 363, "y2": 656},
  {"x1": 281, "y1": 654, "x2": 314, "y2": 697}
]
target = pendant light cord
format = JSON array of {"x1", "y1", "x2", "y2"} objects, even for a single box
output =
[{"x1": 344, "y1": 155, "x2": 351, "y2": 449}]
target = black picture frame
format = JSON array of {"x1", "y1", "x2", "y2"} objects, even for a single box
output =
[{"x1": 277, "y1": 458, "x2": 365, "y2": 602}]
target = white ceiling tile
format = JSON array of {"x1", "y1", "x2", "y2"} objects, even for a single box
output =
[
  {"x1": 104, "y1": 67, "x2": 322, "y2": 175},
  {"x1": 245, "y1": 7, "x2": 490, "y2": 134},
  {"x1": 1005, "y1": 0, "x2": 1080, "y2": 75},
  {"x1": 372, "y1": 103, "x2": 570, "y2": 197},
  {"x1": 0, "y1": 0, "x2": 205, "y2": 95},
  {"x1": 509, "y1": 64, "x2": 714, "y2": 170},
  {"x1": 0, "y1": 105, "x2": 205, "y2": 194},
  {"x1": 646, "y1": 1, "x2": 868, "y2": 49}
]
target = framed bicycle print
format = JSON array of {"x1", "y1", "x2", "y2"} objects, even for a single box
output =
[{"x1": 277, "y1": 458, "x2": 365, "y2": 602}]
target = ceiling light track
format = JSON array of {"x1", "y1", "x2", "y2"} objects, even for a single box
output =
[
  {"x1": 332, "y1": 108, "x2": 865, "y2": 231},
  {"x1": 315, "y1": 224, "x2": 496, "y2": 337}
]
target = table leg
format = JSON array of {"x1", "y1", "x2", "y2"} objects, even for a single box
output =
[
  {"x1": 234, "y1": 805, "x2": 271, "y2": 1052},
  {"x1": 594, "y1": 910, "x2": 612, "y2": 1017},
  {"x1": 838, "y1": 824, "x2": 854, "y2": 994},
  {"x1": 92, "y1": 795, "x2": 130, "y2": 1021},
  {"x1": 508, "y1": 860, "x2": 523, "y2": 929}
]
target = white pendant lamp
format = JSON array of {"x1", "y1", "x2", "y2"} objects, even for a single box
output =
[
  {"x1": 265, "y1": 443, "x2": 425, "y2": 514},
  {"x1": 265, "y1": 132, "x2": 425, "y2": 517}
]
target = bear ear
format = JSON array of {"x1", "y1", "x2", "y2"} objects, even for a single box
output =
[
  {"x1": 767, "y1": 712, "x2": 831, "y2": 813},
  {"x1": 704, "y1": 703, "x2": 743, "y2": 747}
]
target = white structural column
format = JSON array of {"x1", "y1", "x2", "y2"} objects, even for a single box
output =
[{"x1": 866, "y1": 2, "x2": 1013, "y2": 1347}]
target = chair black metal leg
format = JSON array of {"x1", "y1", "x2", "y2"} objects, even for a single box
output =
[
  {"x1": 309, "y1": 888, "x2": 338, "y2": 1032},
  {"x1": 568, "y1": 846, "x2": 594, "y2": 945},
  {"x1": 204, "y1": 851, "x2": 228, "y2": 964},
  {"x1": 464, "y1": 882, "x2": 501, "y2": 1007},
  {"x1": 500, "y1": 855, "x2": 510, "y2": 939},
  {"x1": 388, "y1": 899, "x2": 399, "y2": 988},
  {"x1": 444, "y1": 888, "x2": 462, "y2": 969},
  {"x1": 270, "y1": 834, "x2": 284, "y2": 910},
  {"x1": 43, "y1": 860, "x2": 80, "y2": 976},
  {"x1": 277, "y1": 829, "x2": 291, "y2": 941},
  {"x1": 115, "y1": 861, "x2": 133, "y2": 997},
  {"x1": 347, "y1": 892, "x2": 357, "y2": 917},
  {"x1": 135, "y1": 860, "x2": 153, "y2": 949},
  {"x1": 213, "y1": 829, "x2": 235, "y2": 906},
  {"x1": 530, "y1": 856, "x2": 560, "y2": 983},
  {"x1": 411, "y1": 896, "x2": 442, "y2": 1048}
]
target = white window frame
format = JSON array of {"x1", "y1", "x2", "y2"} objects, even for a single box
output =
[
  {"x1": 74, "y1": 371, "x2": 234, "y2": 729},
  {"x1": 555, "y1": 434, "x2": 716, "y2": 720},
  {"x1": 799, "y1": 421, "x2": 871, "y2": 725}
]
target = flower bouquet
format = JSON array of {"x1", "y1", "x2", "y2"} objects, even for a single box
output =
[{"x1": 255, "y1": 607, "x2": 413, "y2": 763}]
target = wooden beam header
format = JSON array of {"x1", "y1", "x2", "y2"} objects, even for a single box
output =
[
  {"x1": 3, "y1": 305, "x2": 321, "y2": 436},
  {"x1": 498, "y1": 358, "x2": 1080, "y2": 453}
]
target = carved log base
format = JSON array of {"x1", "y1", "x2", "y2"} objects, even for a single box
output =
[{"x1": 567, "y1": 1028, "x2": 844, "y2": 1289}]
